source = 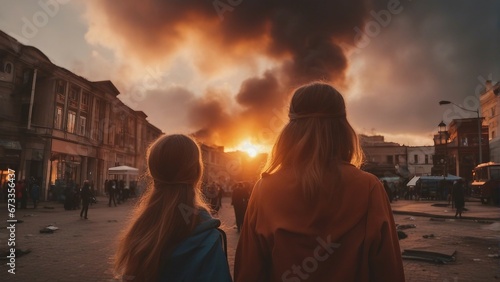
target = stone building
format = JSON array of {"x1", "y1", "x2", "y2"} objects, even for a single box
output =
[
  {"x1": 359, "y1": 134, "x2": 409, "y2": 178},
  {"x1": 480, "y1": 80, "x2": 500, "y2": 162},
  {"x1": 0, "y1": 30, "x2": 162, "y2": 200}
]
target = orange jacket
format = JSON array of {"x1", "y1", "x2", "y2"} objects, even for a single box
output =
[{"x1": 235, "y1": 164, "x2": 405, "y2": 282}]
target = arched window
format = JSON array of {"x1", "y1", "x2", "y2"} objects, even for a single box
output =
[{"x1": 4, "y1": 62, "x2": 13, "y2": 74}]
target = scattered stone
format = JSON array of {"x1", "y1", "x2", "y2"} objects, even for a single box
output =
[
  {"x1": 487, "y1": 254, "x2": 499, "y2": 258},
  {"x1": 40, "y1": 227, "x2": 54, "y2": 233},
  {"x1": 406, "y1": 217, "x2": 415, "y2": 221},
  {"x1": 402, "y1": 248, "x2": 456, "y2": 264},
  {"x1": 431, "y1": 203, "x2": 449, "y2": 207},
  {"x1": 0, "y1": 249, "x2": 31, "y2": 260},
  {"x1": 423, "y1": 234, "x2": 435, "y2": 239},
  {"x1": 397, "y1": 224, "x2": 416, "y2": 230},
  {"x1": 473, "y1": 258, "x2": 482, "y2": 262},
  {"x1": 40, "y1": 224, "x2": 59, "y2": 234},
  {"x1": 397, "y1": 230, "x2": 407, "y2": 240}
]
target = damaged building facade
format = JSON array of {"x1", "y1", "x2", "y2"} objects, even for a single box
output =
[{"x1": 0, "y1": 31, "x2": 162, "y2": 200}]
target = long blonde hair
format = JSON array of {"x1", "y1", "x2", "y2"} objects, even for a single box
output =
[
  {"x1": 264, "y1": 82, "x2": 364, "y2": 200},
  {"x1": 114, "y1": 134, "x2": 208, "y2": 281}
]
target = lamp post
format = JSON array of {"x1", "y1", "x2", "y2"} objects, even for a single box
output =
[
  {"x1": 438, "y1": 121, "x2": 448, "y2": 177},
  {"x1": 439, "y1": 100, "x2": 482, "y2": 164}
]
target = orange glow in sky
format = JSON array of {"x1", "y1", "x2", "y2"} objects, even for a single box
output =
[{"x1": 228, "y1": 139, "x2": 266, "y2": 158}]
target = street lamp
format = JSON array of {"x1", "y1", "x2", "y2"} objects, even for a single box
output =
[{"x1": 439, "y1": 100, "x2": 482, "y2": 164}]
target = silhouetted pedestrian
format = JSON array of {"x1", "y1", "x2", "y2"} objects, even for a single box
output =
[
  {"x1": 80, "y1": 180, "x2": 92, "y2": 219},
  {"x1": 232, "y1": 182, "x2": 250, "y2": 232},
  {"x1": 31, "y1": 181, "x2": 40, "y2": 208},
  {"x1": 454, "y1": 180, "x2": 465, "y2": 218},
  {"x1": 107, "y1": 179, "x2": 117, "y2": 207}
]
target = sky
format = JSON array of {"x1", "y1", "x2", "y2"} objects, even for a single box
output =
[{"x1": 1, "y1": 0, "x2": 499, "y2": 151}]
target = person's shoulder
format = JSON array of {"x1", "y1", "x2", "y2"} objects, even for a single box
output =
[{"x1": 340, "y1": 163, "x2": 380, "y2": 183}]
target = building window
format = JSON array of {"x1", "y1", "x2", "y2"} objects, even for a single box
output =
[
  {"x1": 82, "y1": 92, "x2": 89, "y2": 106},
  {"x1": 4, "y1": 62, "x2": 12, "y2": 74},
  {"x1": 414, "y1": 154, "x2": 418, "y2": 164},
  {"x1": 67, "y1": 111, "x2": 76, "y2": 133},
  {"x1": 56, "y1": 80, "x2": 66, "y2": 94},
  {"x1": 92, "y1": 120, "x2": 99, "y2": 141},
  {"x1": 425, "y1": 155, "x2": 429, "y2": 164},
  {"x1": 69, "y1": 86, "x2": 79, "y2": 101},
  {"x1": 54, "y1": 106, "x2": 63, "y2": 129},
  {"x1": 94, "y1": 99, "x2": 100, "y2": 117},
  {"x1": 386, "y1": 155, "x2": 393, "y2": 164},
  {"x1": 23, "y1": 70, "x2": 31, "y2": 84},
  {"x1": 79, "y1": 116, "x2": 86, "y2": 136},
  {"x1": 461, "y1": 137, "x2": 468, "y2": 146}
]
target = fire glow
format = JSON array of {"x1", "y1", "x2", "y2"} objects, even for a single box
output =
[{"x1": 228, "y1": 139, "x2": 267, "y2": 158}]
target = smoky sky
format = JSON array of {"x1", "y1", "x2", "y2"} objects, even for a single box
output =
[
  {"x1": 92, "y1": 0, "x2": 499, "y2": 146},
  {"x1": 92, "y1": 0, "x2": 371, "y2": 146},
  {"x1": 348, "y1": 0, "x2": 500, "y2": 143}
]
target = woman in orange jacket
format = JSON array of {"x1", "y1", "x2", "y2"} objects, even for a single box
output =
[{"x1": 234, "y1": 82, "x2": 405, "y2": 282}]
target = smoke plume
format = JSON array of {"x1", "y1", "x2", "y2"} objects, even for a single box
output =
[{"x1": 87, "y1": 0, "x2": 371, "y2": 146}]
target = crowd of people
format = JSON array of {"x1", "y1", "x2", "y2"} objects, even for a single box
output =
[
  {"x1": 1, "y1": 177, "x2": 41, "y2": 209},
  {"x1": 104, "y1": 179, "x2": 136, "y2": 207}
]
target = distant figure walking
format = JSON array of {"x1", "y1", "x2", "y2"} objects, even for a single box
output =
[
  {"x1": 80, "y1": 180, "x2": 92, "y2": 219},
  {"x1": 31, "y1": 181, "x2": 40, "y2": 209},
  {"x1": 108, "y1": 179, "x2": 117, "y2": 207},
  {"x1": 232, "y1": 183, "x2": 250, "y2": 232},
  {"x1": 454, "y1": 180, "x2": 465, "y2": 218}
]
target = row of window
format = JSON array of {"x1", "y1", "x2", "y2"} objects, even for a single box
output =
[
  {"x1": 56, "y1": 80, "x2": 89, "y2": 105},
  {"x1": 385, "y1": 155, "x2": 431, "y2": 164},
  {"x1": 54, "y1": 106, "x2": 87, "y2": 136}
]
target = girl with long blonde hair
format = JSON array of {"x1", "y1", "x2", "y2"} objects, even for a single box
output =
[
  {"x1": 234, "y1": 82, "x2": 405, "y2": 281},
  {"x1": 114, "y1": 134, "x2": 231, "y2": 281}
]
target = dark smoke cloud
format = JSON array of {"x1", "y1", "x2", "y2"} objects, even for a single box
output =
[
  {"x1": 91, "y1": 0, "x2": 371, "y2": 145},
  {"x1": 347, "y1": 0, "x2": 500, "y2": 144}
]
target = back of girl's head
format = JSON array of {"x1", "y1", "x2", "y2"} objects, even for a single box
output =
[
  {"x1": 115, "y1": 134, "x2": 207, "y2": 281},
  {"x1": 147, "y1": 134, "x2": 202, "y2": 186},
  {"x1": 265, "y1": 82, "x2": 363, "y2": 200}
]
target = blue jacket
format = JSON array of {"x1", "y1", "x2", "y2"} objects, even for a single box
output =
[{"x1": 159, "y1": 210, "x2": 232, "y2": 282}]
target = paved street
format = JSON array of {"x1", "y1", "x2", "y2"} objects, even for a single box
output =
[{"x1": 1, "y1": 197, "x2": 499, "y2": 281}]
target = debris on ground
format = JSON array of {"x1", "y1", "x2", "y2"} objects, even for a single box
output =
[
  {"x1": 487, "y1": 254, "x2": 499, "y2": 258},
  {"x1": 405, "y1": 217, "x2": 415, "y2": 221},
  {"x1": 423, "y1": 234, "x2": 435, "y2": 239},
  {"x1": 397, "y1": 224, "x2": 416, "y2": 230},
  {"x1": 473, "y1": 258, "x2": 482, "y2": 262},
  {"x1": 40, "y1": 224, "x2": 59, "y2": 234},
  {"x1": 397, "y1": 230, "x2": 408, "y2": 240},
  {"x1": 0, "y1": 249, "x2": 31, "y2": 260},
  {"x1": 402, "y1": 249, "x2": 456, "y2": 264}
]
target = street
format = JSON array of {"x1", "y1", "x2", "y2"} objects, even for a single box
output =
[{"x1": 1, "y1": 197, "x2": 499, "y2": 281}]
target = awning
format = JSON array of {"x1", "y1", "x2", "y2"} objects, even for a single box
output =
[
  {"x1": 0, "y1": 139, "x2": 22, "y2": 150},
  {"x1": 407, "y1": 175, "x2": 462, "y2": 186},
  {"x1": 108, "y1": 165, "x2": 139, "y2": 175}
]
